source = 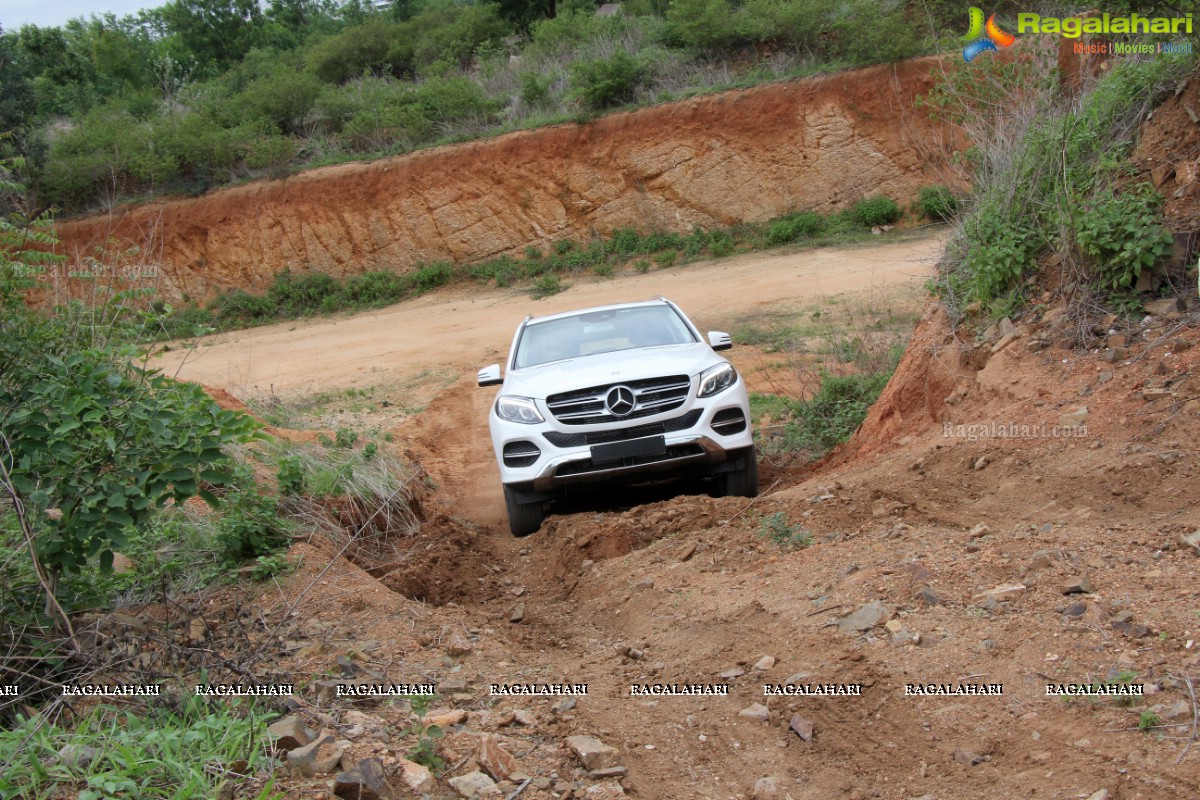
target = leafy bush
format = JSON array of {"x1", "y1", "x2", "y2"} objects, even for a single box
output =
[
  {"x1": 277, "y1": 454, "x2": 305, "y2": 495},
  {"x1": 767, "y1": 211, "x2": 825, "y2": 244},
  {"x1": 1075, "y1": 185, "x2": 1173, "y2": 292},
  {"x1": 916, "y1": 185, "x2": 958, "y2": 221},
  {"x1": 531, "y1": 273, "x2": 564, "y2": 298},
  {"x1": 850, "y1": 195, "x2": 901, "y2": 227},
  {"x1": 570, "y1": 52, "x2": 644, "y2": 112},
  {"x1": 786, "y1": 371, "x2": 890, "y2": 453},
  {"x1": 215, "y1": 474, "x2": 288, "y2": 560}
]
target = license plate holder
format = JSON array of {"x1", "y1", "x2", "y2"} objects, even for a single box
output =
[{"x1": 590, "y1": 435, "x2": 667, "y2": 464}]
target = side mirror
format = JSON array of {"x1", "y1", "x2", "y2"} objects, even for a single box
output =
[
  {"x1": 478, "y1": 364, "x2": 502, "y2": 387},
  {"x1": 707, "y1": 331, "x2": 733, "y2": 351}
]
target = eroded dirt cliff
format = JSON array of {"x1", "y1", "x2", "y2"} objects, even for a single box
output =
[{"x1": 53, "y1": 57, "x2": 958, "y2": 301}]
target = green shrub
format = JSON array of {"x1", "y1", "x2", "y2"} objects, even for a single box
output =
[
  {"x1": 519, "y1": 72, "x2": 554, "y2": 109},
  {"x1": 277, "y1": 454, "x2": 305, "y2": 495},
  {"x1": 531, "y1": 273, "x2": 564, "y2": 298},
  {"x1": 785, "y1": 371, "x2": 890, "y2": 454},
  {"x1": 916, "y1": 185, "x2": 958, "y2": 221},
  {"x1": 850, "y1": 195, "x2": 901, "y2": 227},
  {"x1": 1075, "y1": 184, "x2": 1173, "y2": 292},
  {"x1": 653, "y1": 249, "x2": 677, "y2": 267},
  {"x1": 570, "y1": 51, "x2": 644, "y2": 112},
  {"x1": 334, "y1": 427, "x2": 358, "y2": 448},
  {"x1": 767, "y1": 211, "x2": 825, "y2": 244},
  {"x1": 215, "y1": 474, "x2": 288, "y2": 560}
]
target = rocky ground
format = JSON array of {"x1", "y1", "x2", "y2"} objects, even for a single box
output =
[{"x1": 147, "y1": 271, "x2": 1200, "y2": 800}]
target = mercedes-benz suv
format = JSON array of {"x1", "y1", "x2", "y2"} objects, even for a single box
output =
[{"x1": 478, "y1": 297, "x2": 758, "y2": 536}]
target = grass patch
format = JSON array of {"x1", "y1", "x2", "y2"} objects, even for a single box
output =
[{"x1": 0, "y1": 697, "x2": 280, "y2": 800}]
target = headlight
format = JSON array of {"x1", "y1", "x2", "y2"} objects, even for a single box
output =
[
  {"x1": 698, "y1": 362, "x2": 737, "y2": 397},
  {"x1": 496, "y1": 396, "x2": 545, "y2": 424}
]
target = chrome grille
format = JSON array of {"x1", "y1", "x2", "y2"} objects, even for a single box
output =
[{"x1": 546, "y1": 375, "x2": 691, "y2": 425}]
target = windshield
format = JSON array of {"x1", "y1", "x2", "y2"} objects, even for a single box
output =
[{"x1": 514, "y1": 305, "x2": 698, "y2": 368}]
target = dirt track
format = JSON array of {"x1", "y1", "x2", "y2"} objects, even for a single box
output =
[{"x1": 156, "y1": 235, "x2": 940, "y2": 396}]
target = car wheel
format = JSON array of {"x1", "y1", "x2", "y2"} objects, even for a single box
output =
[
  {"x1": 714, "y1": 447, "x2": 759, "y2": 498},
  {"x1": 503, "y1": 484, "x2": 545, "y2": 537}
]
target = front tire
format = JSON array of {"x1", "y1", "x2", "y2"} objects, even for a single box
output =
[
  {"x1": 503, "y1": 484, "x2": 545, "y2": 537},
  {"x1": 714, "y1": 447, "x2": 759, "y2": 498}
]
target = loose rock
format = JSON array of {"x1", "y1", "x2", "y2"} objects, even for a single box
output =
[
  {"x1": 509, "y1": 604, "x2": 525, "y2": 623},
  {"x1": 1062, "y1": 575, "x2": 1093, "y2": 595},
  {"x1": 752, "y1": 655, "x2": 775, "y2": 671},
  {"x1": 333, "y1": 757, "x2": 396, "y2": 800},
  {"x1": 396, "y1": 758, "x2": 434, "y2": 793},
  {"x1": 738, "y1": 703, "x2": 770, "y2": 722},
  {"x1": 448, "y1": 771, "x2": 500, "y2": 799},
  {"x1": 953, "y1": 747, "x2": 984, "y2": 766},
  {"x1": 477, "y1": 733, "x2": 517, "y2": 781},
  {"x1": 287, "y1": 731, "x2": 344, "y2": 776},
  {"x1": 789, "y1": 714, "x2": 814, "y2": 741},
  {"x1": 266, "y1": 714, "x2": 311, "y2": 753},
  {"x1": 752, "y1": 776, "x2": 781, "y2": 799},
  {"x1": 565, "y1": 735, "x2": 620, "y2": 771},
  {"x1": 838, "y1": 601, "x2": 893, "y2": 633},
  {"x1": 972, "y1": 584, "x2": 1027, "y2": 604}
]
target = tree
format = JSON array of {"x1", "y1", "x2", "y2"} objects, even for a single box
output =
[
  {"x1": 160, "y1": 0, "x2": 267, "y2": 71},
  {"x1": 0, "y1": 29, "x2": 35, "y2": 146}
]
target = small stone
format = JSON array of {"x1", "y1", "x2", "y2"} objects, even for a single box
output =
[
  {"x1": 511, "y1": 709, "x2": 537, "y2": 726},
  {"x1": 448, "y1": 770, "x2": 500, "y2": 799},
  {"x1": 783, "y1": 671, "x2": 813, "y2": 685},
  {"x1": 1029, "y1": 550, "x2": 1055, "y2": 570},
  {"x1": 589, "y1": 766, "x2": 629, "y2": 779},
  {"x1": 1145, "y1": 297, "x2": 1185, "y2": 315},
  {"x1": 738, "y1": 703, "x2": 771, "y2": 722},
  {"x1": 676, "y1": 542, "x2": 698, "y2": 562},
  {"x1": 334, "y1": 757, "x2": 397, "y2": 800},
  {"x1": 57, "y1": 744, "x2": 100, "y2": 770},
  {"x1": 837, "y1": 601, "x2": 892, "y2": 633},
  {"x1": 1181, "y1": 529, "x2": 1200, "y2": 553},
  {"x1": 719, "y1": 667, "x2": 746, "y2": 679},
  {"x1": 1059, "y1": 406, "x2": 1089, "y2": 427},
  {"x1": 267, "y1": 714, "x2": 311, "y2": 752},
  {"x1": 425, "y1": 709, "x2": 468, "y2": 728},
  {"x1": 1106, "y1": 334, "x2": 1128, "y2": 348},
  {"x1": 397, "y1": 758, "x2": 434, "y2": 793},
  {"x1": 584, "y1": 785, "x2": 626, "y2": 799},
  {"x1": 478, "y1": 733, "x2": 517, "y2": 782},
  {"x1": 885, "y1": 619, "x2": 903, "y2": 633},
  {"x1": 752, "y1": 655, "x2": 775, "y2": 671},
  {"x1": 789, "y1": 714, "x2": 814, "y2": 741},
  {"x1": 446, "y1": 635, "x2": 473, "y2": 657},
  {"x1": 565, "y1": 735, "x2": 620, "y2": 770},
  {"x1": 633, "y1": 576, "x2": 655, "y2": 590},
  {"x1": 1168, "y1": 338, "x2": 1192, "y2": 353},
  {"x1": 968, "y1": 523, "x2": 991, "y2": 539},
  {"x1": 1062, "y1": 575, "x2": 1092, "y2": 594},
  {"x1": 916, "y1": 586, "x2": 939, "y2": 606},
  {"x1": 973, "y1": 456, "x2": 990, "y2": 471},
  {"x1": 972, "y1": 583, "x2": 1026, "y2": 604},
  {"x1": 509, "y1": 604, "x2": 525, "y2": 623},
  {"x1": 1084, "y1": 791, "x2": 1110, "y2": 800},
  {"x1": 287, "y1": 731, "x2": 344, "y2": 776},
  {"x1": 1097, "y1": 371, "x2": 1113, "y2": 384},
  {"x1": 1142, "y1": 387, "x2": 1172, "y2": 401},
  {"x1": 752, "y1": 776, "x2": 781, "y2": 799},
  {"x1": 953, "y1": 747, "x2": 984, "y2": 766}
]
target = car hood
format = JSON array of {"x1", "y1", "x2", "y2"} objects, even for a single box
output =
[{"x1": 503, "y1": 344, "x2": 723, "y2": 399}]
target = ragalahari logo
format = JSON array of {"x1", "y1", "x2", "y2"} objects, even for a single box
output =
[{"x1": 961, "y1": 7, "x2": 1016, "y2": 62}]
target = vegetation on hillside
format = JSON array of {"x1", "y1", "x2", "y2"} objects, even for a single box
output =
[
  {"x1": 0, "y1": 0, "x2": 993, "y2": 214},
  {"x1": 927, "y1": 38, "x2": 1198, "y2": 323}
]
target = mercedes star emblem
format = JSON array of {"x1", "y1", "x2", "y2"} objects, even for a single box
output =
[{"x1": 605, "y1": 385, "x2": 636, "y2": 416}]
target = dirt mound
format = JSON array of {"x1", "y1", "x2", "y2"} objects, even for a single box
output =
[
  {"x1": 52, "y1": 57, "x2": 957, "y2": 302},
  {"x1": 1134, "y1": 72, "x2": 1200, "y2": 231}
]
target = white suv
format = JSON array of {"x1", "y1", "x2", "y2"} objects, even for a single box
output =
[{"x1": 478, "y1": 297, "x2": 757, "y2": 536}]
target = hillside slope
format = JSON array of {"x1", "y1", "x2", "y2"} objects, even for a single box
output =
[{"x1": 51, "y1": 58, "x2": 957, "y2": 302}]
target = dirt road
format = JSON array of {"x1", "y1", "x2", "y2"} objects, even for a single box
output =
[{"x1": 155, "y1": 235, "x2": 941, "y2": 395}]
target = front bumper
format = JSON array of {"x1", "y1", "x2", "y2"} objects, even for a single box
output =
[{"x1": 490, "y1": 384, "x2": 754, "y2": 492}]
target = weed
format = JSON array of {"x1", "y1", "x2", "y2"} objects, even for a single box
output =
[
  {"x1": 334, "y1": 427, "x2": 358, "y2": 448},
  {"x1": 277, "y1": 454, "x2": 305, "y2": 495},
  {"x1": 1138, "y1": 710, "x2": 1162, "y2": 732},
  {"x1": 652, "y1": 250, "x2": 677, "y2": 268},
  {"x1": 633, "y1": 259, "x2": 651, "y2": 273},
  {"x1": 403, "y1": 695, "x2": 446, "y2": 773},
  {"x1": 530, "y1": 274, "x2": 565, "y2": 299},
  {"x1": 758, "y1": 512, "x2": 812, "y2": 550},
  {"x1": 249, "y1": 553, "x2": 293, "y2": 581}
]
